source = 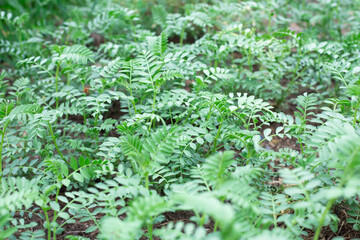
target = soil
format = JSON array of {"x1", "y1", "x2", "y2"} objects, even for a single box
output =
[
  {"x1": 89, "y1": 32, "x2": 105, "y2": 48},
  {"x1": 303, "y1": 203, "x2": 360, "y2": 239},
  {"x1": 12, "y1": 194, "x2": 360, "y2": 239},
  {"x1": 13, "y1": 207, "x2": 211, "y2": 240}
]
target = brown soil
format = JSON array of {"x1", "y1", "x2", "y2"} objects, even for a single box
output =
[
  {"x1": 303, "y1": 203, "x2": 360, "y2": 240},
  {"x1": 13, "y1": 202, "x2": 360, "y2": 239},
  {"x1": 13, "y1": 206, "x2": 212, "y2": 240}
]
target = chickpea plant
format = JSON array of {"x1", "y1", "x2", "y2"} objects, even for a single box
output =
[{"x1": 0, "y1": 0, "x2": 360, "y2": 239}]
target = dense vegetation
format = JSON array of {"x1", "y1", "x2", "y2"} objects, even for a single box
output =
[{"x1": 1, "y1": 0, "x2": 360, "y2": 239}]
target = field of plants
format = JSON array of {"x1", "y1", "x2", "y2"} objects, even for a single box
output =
[{"x1": 1, "y1": 0, "x2": 360, "y2": 239}]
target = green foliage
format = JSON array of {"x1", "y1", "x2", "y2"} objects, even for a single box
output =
[{"x1": 1, "y1": 0, "x2": 360, "y2": 239}]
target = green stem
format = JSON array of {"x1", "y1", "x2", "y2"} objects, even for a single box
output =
[
  {"x1": 94, "y1": 113, "x2": 99, "y2": 127},
  {"x1": 53, "y1": 186, "x2": 61, "y2": 239},
  {"x1": 232, "y1": 111, "x2": 249, "y2": 129},
  {"x1": 207, "y1": 100, "x2": 214, "y2": 121},
  {"x1": 214, "y1": 197, "x2": 225, "y2": 231},
  {"x1": 83, "y1": 110, "x2": 87, "y2": 126},
  {"x1": 312, "y1": 147, "x2": 358, "y2": 240},
  {"x1": 168, "y1": 108, "x2": 173, "y2": 125},
  {"x1": 298, "y1": 138, "x2": 304, "y2": 154},
  {"x1": 147, "y1": 218, "x2": 153, "y2": 240},
  {"x1": 214, "y1": 221, "x2": 219, "y2": 232},
  {"x1": 145, "y1": 54, "x2": 157, "y2": 111},
  {"x1": 18, "y1": 30, "x2": 23, "y2": 51},
  {"x1": 272, "y1": 197, "x2": 277, "y2": 228},
  {"x1": 53, "y1": 226, "x2": 57, "y2": 240},
  {"x1": 207, "y1": 104, "x2": 225, "y2": 157},
  {"x1": 43, "y1": 208, "x2": 51, "y2": 240},
  {"x1": 247, "y1": 48, "x2": 252, "y2": 72},
  {"x1": 246, "y1": 109, "x2": 254, "y2": 130},
  {"x1": 179, "y1": 21, "x2": 188, "y2": 46},
  {"x1": 152, "y1": 90, "x2": 157, "y2": 110},
  {"x1": 55, "y1": 61, "x2": 61, "y2": 109},
  {"x1": 178, "y1": 107, "x2": 193, "y2": 125},
  {"x1": 145, "y1": 173, "x2": 149, "y2": 190},
  {"x1": 0, "y1": 120, "x2": 10, "y2": 177},
  {"x1": 48, "y1": 121, "x2": 66, "y2": 162},
  {"x1": 63, "y1": 114, "x2": 68, "y2": 137},
  {"x1": 67, "y1": 71, "x2": 70, "y2": 86},
  {"x1": 267, "y1": 11, "x2": 272, "y2": 33},
  {"x1": 84, "y1": 207, "x2": 101, "y2": 229},
  {"x1": 212, "y1": 121, "x2": 223, "y2": 153},
  {"x1": 199, "y1": 213, "x2": 206, "y2": 227},
  {"x1": 34, "y1": 64, "x2": 55, "y2": 79},
  {"x1": 313, "y1": 198, "x2": 335, "y2": 240},
  {"x1": 128, "y1": 60, "x2": 137, "y2": 115},
  {"x1": 230, "y1": 134, "x2": 251, "y2": 158},
  {"x1": 353, "y1": 100, "x2": 360, "y2": 127}
]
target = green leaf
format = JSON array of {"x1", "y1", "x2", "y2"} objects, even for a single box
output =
[
  {"x1": 85, "y1": 225, "x2": 98, "y2": 233},
  {"x1": 61, "y1": 164, "x2": 69, "y2": 177},
  {"x1": 79, "y1": 156, "x2": 86, "y2": 167},
  {"x1": 229, "y1": 106, "x2": 237, "y2": 112},
  {"x1": 58, "y1": 212, "x2": 70, "y2": 220},
  {"x1": 0, "y1": 227, "x2": 17, "y2": 238},
  {"x1": 184, "y1": 150, "x2": 191, "y2": 157},
  {"x1": 284, "y1": 187, "x2": 303, "y2": 196},
  {"x1": 62, "y1": 179, "x2": 70, "y2": 187},
  {"x1": 203, "y1": 151, "x2": 234, "y2": 186},
  {"x1": 50, "y1": 201, "x2": 60, "y2": 212},
  {"x1": 352, "y1": 66, "x2": 360, "y2": 74},
  {"x1": 347, "y1": 84, "x2": 360, "y2": 96},
  {"x1": 57, "y1": 196, "x2": 68, "y2": 203},
  {"x1": 73, "y1": 172, "x2": 84, "y2": 182},
  {"x1": 176, "y1": 193, "x2": 234, "y2": 227},
  {"x1": 70, "y1": 157, "x2": 78, "y2": 170},
  {"x1": 276, "y1": 127, "x2": 283, "y2": 134},
  {"x1": 354, "y1": 223, "x2": 360, "y2": 231},
  {"x1": 204, "y1": 133, "x2": 214, "y2": 143},
  {"x1": 0, "y1": 214, "x2": 9, "y2": 226},
  {"x1": 80, "y1": 168, "x2": 91, "y2": 180},
  {"x1": 196, "y1": 137, "x2": 204, "y2": 145},
  {"x1": 263, "y1": 129, "x2": 271, "y2": 139},
  {"x1": 59, "y1": 45, "x2": 94, "y2": 64}
]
